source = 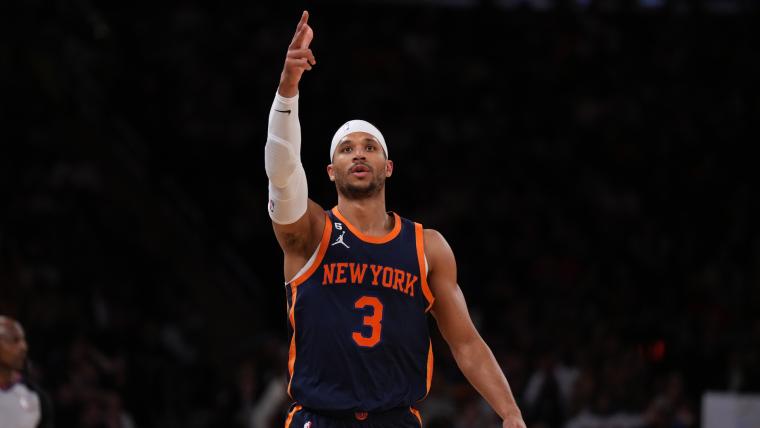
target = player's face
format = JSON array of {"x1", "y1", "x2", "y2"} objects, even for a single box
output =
[
  {"x1": 0, "y1": 322, "x2": 28, "y2": 372},
  {"x1": 328, "y1": 132, "x2": 393, "y2": 200}
]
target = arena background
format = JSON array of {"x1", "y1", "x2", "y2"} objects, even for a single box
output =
[{"x1": 2, "y1": 0, "x2": 759, "y2": 427}]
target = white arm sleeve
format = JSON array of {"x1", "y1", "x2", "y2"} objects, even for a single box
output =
[{"x1": 265, "y1": 92, "x2": 309, "y2": 224}]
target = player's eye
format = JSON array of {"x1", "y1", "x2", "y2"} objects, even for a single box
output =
[
  {"x1": 366, "y1": 145, "x2": 375, "y2": 151},
  {"x1": 341, "y1": 146, "x2": 352, "y2": 153}
]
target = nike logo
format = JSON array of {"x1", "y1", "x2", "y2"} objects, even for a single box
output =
[{"x1": 274, "y1": 109, "x2": 291, "y2": 114}]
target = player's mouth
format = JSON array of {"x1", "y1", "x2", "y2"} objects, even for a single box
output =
[{"x1": 349, "y1": 164, "x2": 371, "y2": 178}]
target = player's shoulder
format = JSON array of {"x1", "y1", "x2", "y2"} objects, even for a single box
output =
[
  {"x1": 23, "y1": 378, "x2": 55, "y2": 428},
  {"x1": 422, "y1": 228, "x2": 454, "y2": 262},
  {"x1": 397, "y1": 215, "x2": 450, "y2": 256},
  {"x1": 422, "y1": 227, "x2": 445, "y2": 243}
]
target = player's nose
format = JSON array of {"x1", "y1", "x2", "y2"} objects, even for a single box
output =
[{"x1": 352, "y1": 149, "x2": 366, "y2": 160}]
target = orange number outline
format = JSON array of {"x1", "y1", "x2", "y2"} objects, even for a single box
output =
[{"x1": 352, "y1": 296, "x2": 383, "y2": 347}]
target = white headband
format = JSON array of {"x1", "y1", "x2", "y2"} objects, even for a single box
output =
[{"x1": 329, "y1": 120, "x2": 388, "y2": 161}]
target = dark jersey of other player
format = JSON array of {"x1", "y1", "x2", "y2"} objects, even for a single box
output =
[{"x1": 285, "y1": 207, "x2": 435, "y2": 412}]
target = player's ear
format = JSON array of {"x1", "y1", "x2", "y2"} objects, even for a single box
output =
[
  {"x1": 327, "y1": 164, "x2": 336, "y2": 181},
  {"x1": 385, "y1": 160, "x2": 393, "y2": 177}
]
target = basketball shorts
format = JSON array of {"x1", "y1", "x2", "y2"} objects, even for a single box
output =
[{"x1": 284, "y1": 404, "x2": 423, "y2": 428}]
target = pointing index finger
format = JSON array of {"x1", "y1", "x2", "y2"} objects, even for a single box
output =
[
  {"x1": 296, "y1": 10, "x2": 309, "y2": 31},
  {"x1": 289, "y1": 11, "x2": 310, "y2": 48}
]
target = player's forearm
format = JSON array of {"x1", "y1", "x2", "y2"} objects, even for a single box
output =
[
  {"x1": 278, "y1": 80, "x2": 298, "y2": 98},
  {"x1": 265, "y1": 91, "x2": 308, "y2": 224},
  {"x1": 451, "y1": 337, "x2": 523, "y2": 421},
  {"x1": 267, "y1": 91, "x2": 301, "y2": 162}
]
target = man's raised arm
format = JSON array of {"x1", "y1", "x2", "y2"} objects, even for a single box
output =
[{"x1": 265, "y1": 11, "x2": 323, "y2": 260}]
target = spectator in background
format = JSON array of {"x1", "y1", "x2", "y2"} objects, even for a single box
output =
[
  {"x1": 54, "y1": 337, "x2": 136, "y2": 428},
  {"x1": 523, "y1": 349, "x2": 579, "y2": 426},
  {"x1": 644, "y1": 372, "x2": 695, "y2": 428}
]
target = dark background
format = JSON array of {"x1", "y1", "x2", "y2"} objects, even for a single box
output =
[{"x1": 2, "y1": 0, "x2": 759, "y2": 427}]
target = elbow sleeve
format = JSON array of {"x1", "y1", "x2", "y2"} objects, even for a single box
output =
[
  {"x1": 265, "y1": 91, "x2": 308, "y2": 224},
  {"x1": 265, "y1": 135, "x2": 299, "y2": 187},
  {"x1": 268, "y1": 163, "x2": 308, "y2": 225}
]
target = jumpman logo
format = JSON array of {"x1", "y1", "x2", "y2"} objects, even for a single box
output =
[{"x1": 331, "y1": 231, "x2": 350, "y2": 248}]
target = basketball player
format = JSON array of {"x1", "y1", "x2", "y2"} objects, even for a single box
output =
[
  {"x1": 265, "y1": 11, "x2": 526, "y2": 428},
  {"x1": 0, "y1": 316, "x2": 53, "y2": 428}
]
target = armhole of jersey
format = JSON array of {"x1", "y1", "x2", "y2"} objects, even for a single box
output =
[
  {"x1": 414, "y1": 223, "x2": 435, "y2": 312},
  {"x1": 288, "y1": 213, "x2": 333, "y2": 287}
]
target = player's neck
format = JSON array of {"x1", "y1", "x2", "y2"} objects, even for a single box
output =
[{"x1": 336, "y1": 194, "x2": 391, "y2": 235}]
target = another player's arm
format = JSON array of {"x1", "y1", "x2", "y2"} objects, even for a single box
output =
[
  {"x1": 266, "y1": 11, "x2": 324, "y2": 276},
  {"x1": 425, "y1": 229, "x2": 526, "y2": 428}
]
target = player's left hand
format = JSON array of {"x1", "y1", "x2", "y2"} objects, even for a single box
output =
[{"x1": 502, "y1": 415, "x2": 527, "y2": 428}]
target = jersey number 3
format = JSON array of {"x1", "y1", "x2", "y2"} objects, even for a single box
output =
[{"x1": 352, "y1": 296, "x2": 383, "y2": 347}]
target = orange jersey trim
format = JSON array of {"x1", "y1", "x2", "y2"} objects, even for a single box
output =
[
  {"x1": 287, "y1": 213, "x2": 331, "y2": 398},
  {"x1": 425, "y1": 340, "x2": 434, "y2": 398},
  {"x1": 290, "y1": 214, "x2": 333, "y2": 287},
  {"x1": 410, "y1": 407, "x2": 422, "y2": 426},
  {"x1": 284, "y1": 404, "x2": 302, "y2": 428},
  {"x1": 286, "y1": 284, "x2": 298, "y2": 398},
  {"x1": 414, "y1": 223, "x2": 435, "y2": 312},
  {"x1": 331, "y1": 207, "x2": 401, "y2": 244}
]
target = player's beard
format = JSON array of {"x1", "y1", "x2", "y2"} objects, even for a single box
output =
[{"x1": 336, "y1": 169, "x2": 385, "y2": 200}]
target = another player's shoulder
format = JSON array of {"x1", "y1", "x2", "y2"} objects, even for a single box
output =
[
  {"x1": 0, "y1": 377, "x2": 42, "y2": 409},
  {"x1": 24, "y1": 377, "x2": 55, "y2": 428}
]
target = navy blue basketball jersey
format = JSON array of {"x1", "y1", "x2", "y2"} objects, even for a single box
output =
[{"x1": 285, "y1": 207, "x2": 435, "y2": 412}]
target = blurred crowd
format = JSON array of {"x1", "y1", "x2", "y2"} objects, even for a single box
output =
[{"x1": 2, "y1": 1, "x2": 759, "y2": 427}]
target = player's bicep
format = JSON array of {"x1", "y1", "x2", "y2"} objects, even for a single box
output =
[
  {"x1": 425, "y1": 229, "x2": 481, "y2": 347},
  {"x1": 432, "y1": 281, "x2": 481, "y2": 348},
  {"x1": 272, "y1": 198, "x2": 325, "y2": 256}
]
